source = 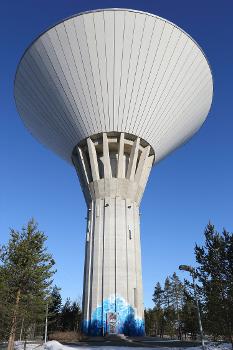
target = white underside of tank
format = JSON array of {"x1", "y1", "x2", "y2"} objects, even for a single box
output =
[{"x1": 15, "y1": 9, "x2": 213, "y2": 165}]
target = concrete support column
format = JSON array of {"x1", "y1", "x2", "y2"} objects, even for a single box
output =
[
  {"x1": 82, "y1": 197, "x2": 144, "y2": 336},
  {"x1": 72, "y1": 132, "x2": 154, "y2": 336}
]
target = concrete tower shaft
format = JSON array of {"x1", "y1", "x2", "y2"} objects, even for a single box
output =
[{"x1": 72, "y1": 132, "x2": 154, "y2": 335}]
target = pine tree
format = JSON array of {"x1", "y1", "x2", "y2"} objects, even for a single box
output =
[
  {"x1": 163, "y1": 277, "x2": 176, "y2": 338},
  {"x1": 152, "y1": 282, "x2": 164, "y2": 308},
  {"x1": 152, "y1": 275, "x2": 185, "y2": 339},
  {"x1": 181, "y1": 287, "x2": 199, "y2": 340},
  {"x1": 60, "y1": 298, "x2": 72, "y2": 331},
  {"x1": 145, "y1": 308, "x2": 157, "y2": 336},
  {"x1": 0, "y1": 219, "x2": 56, "y2": 349},
  {"x1": 163, "y1": 277, "x2": 173, "y2": 308},
  {"x1": 152, "y1": 282, "x2": 165, "y2": 337},
  {"x1": 0, "y1": 265, "x2": 11, "y2": 340},
  {"x1": 48, "y1": 285, "x2": 62, "y2": 334},
  {"x1": 60, "y1": 298, "x2": 82, "y2": 332},
  {"x1": 70, "y1": 301, "x2": 82, "y2": 332},
  {"x1": 195, "y1": 223, "x2": 233, "y2": 345},
  {"x1": 170, "y1": 273, "x2": 184, "y2": 339},
  {"x1": 170, "y1": 273, "x2": 183, "y2": 311}
]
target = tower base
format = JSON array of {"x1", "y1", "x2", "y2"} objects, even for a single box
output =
[{"x1": 82, "y1": 295, "x2": 145, "y2": 336}]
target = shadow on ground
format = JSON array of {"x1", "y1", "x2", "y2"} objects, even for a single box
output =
[{"x1": 64, "y1": 336, "x2": 202, "y2": 348}]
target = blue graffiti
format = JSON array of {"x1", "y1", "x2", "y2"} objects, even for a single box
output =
[{"x1": 82, "y1": 295, "x2": 145, "y2": 336}]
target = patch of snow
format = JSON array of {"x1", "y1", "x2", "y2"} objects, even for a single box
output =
[
  {"x1": 206, "y1": 343, "x2": 232, "y2": 350},
  {"x1": 13, "y1": 340, "x2": 232, "y2": 350},
  {"x1": 44, "y1": 341, "x2": 64, "y2": 350},
  {"x1": 14, "y1": 342, "x2": 43, "y2": 350}
]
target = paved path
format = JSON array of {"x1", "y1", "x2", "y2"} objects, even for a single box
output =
[{"x1": 64, "y1": 337, "x2": 201, "y2": 348}]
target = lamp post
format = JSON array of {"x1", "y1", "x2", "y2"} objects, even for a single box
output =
[{"x1": 179, "y1": 265, "x2": 205, "y2": 350}]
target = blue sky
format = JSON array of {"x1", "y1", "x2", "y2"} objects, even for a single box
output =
[{"x1": 1, "y1": 0, "x2": 233, "y2": 308}]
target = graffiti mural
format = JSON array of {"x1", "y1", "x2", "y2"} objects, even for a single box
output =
[{"x1": 82, "y1": 295, "x2": 145, "y2": 336}]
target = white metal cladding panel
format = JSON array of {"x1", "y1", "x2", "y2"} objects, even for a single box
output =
[{"x1": 15, "y1": 9, "x2": 213, "y2": 164}]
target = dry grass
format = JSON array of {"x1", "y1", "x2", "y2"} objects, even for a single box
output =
[{"x1": 48, "y1": 331, "x2": 83, "y2": 342}]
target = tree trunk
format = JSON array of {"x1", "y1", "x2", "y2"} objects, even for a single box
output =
[
  {"x1": 8, "y1": 289, "x2": 21, "y2": 350},
  {"x1": 23, "y1": 338, "x2": 27, "y2": 350},
  {"x1": 19, "y1": 318, "x2": 24, "y2": 341}
]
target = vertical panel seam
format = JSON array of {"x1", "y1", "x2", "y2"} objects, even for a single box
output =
[
  {"x1": 126, "y1": 15, "x2": 147, "y2": 130},
  {"x1": 135, "y1": 25, "x2": 175, "y2": 136},
  {"x1": 121, "y1": 12, "x2": 136, "y2": 131},
  {"x1": 134, "y1": 21, "x2": 166, "y2": 136},
  {"x1": 103, "y1": 12, "x2": 110, "y2": 130},
  {"x1": 93, "y1": 13, "x2": 106, "y2": 131},
  {"x1": 116, "y1": 12, "x2": 126, "y2": 131},
  {"x1": 130, "y1": 17, "x2": 157, "y2": 132}
]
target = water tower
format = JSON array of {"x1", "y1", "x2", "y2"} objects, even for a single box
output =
[{"x1": 14, "y1": 9, "x2": 213, "y2": 336}]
